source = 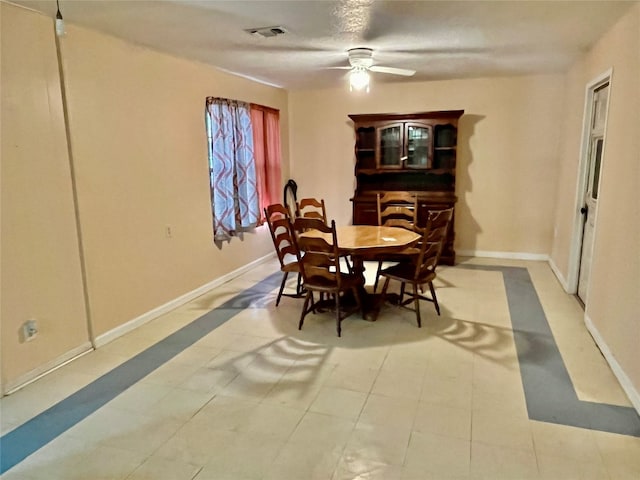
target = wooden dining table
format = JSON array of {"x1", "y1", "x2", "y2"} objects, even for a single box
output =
[{"x1": 300, "y1": 225, "x2": 421, "y2": 320}]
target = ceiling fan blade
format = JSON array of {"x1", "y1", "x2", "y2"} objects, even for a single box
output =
[
  {"x1": 326, "y1": 66, "x2": 353, "y2": 70},
  {"x1": 369, "y1": 65, "x2": 416, "y2": 76}
]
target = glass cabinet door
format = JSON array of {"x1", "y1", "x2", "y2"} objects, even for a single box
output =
[
  {"x1": 376, "y1": 123, "x2": 403, "y2": 168},
  {"x1": 405, "y1": 123, "x2": 432, "y2": 168}
]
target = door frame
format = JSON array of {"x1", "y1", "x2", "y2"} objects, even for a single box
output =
[{"x1": 567, "y1": 68, "x2": 613, "y2": 295}]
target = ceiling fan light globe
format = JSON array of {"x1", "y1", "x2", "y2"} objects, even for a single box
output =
[{"x1": 349, "y1": 68, "x2": 370, "y2": 91}]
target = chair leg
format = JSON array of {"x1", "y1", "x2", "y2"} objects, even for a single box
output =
[
  {"x1": 413, "y1": 283, "x2": 422, "y2": 328},
  {"x1": 380, "y1": 276, "x2": 391, "y2": 303},
  {"x1": 276, "y1": 272, "x2": 289, "y2": 306},
  {"x1": 428, "y1": 281, "x2": 440, "y2": 315},
  {"x1": 335, "y1": 292, "x2": 342, "y2": 337},
  {"x1": 373, "y1": 260, "x2": 383, "y2": 292},
  {"x1": 299, "y1": 290, "x2": 312, "y2": 330},
  {"x1": 344, "y1": 256, "x2": 353, "y2": 274},
  {"x1": 309, "y1": 292, "x2": 316, "y2": 314},
  {"x1": 352, "y1": 286, "x2": 363, "y2": 319},
  {"x1": 296, "y1": 272, "x2": 303, "y2": 296}
]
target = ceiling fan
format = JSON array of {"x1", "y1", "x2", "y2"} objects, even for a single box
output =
[{"x1": 334, "y1": 48, "x2": 416, "y2": 92}]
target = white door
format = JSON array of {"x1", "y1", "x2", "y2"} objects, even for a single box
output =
[{"x1": 577, "y1": 83, "x2": 609, "y2": 304}]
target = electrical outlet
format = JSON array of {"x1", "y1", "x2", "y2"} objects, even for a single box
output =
[
  {"x1": 23, "y1": 319, "x2": 38, "y2": 341},
  {"x1": 165, "y1": 225, "x2": 172, "y2": 238}
]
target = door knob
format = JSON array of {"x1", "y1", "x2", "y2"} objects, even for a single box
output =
[{"x1": 580, "y1": 205, "x2": 588, "y2": 215}]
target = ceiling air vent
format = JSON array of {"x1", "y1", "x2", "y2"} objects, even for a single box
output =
[{"x1": 245, "y1": 26, "x2": 287, "y2": 38}]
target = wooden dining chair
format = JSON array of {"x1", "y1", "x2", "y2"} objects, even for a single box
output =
[
  {"x1": 296, "y1": 197, "x2": 352, "y2": 273},
  {"x1": 264, "y1": 203, "x2": 304, "y2": 306},
  {"x1": 379, "y1": 207, "x2": 454, "y2": 327},
  {"x1": 296, "y1": 198, "x2": 327, "y2": 222},
  {"x1": 291, "y1": 217, "x2": 362, "y2": 337},
  {"x1": 371, "y1": 191, "x2": 420, "y2": 291}
]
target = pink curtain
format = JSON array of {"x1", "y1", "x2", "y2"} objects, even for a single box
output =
[
  {"x1": 251, "y1": 106, "x2": 281, "y2": 221},
  {"x1": 264, "y1": 110, "x2": 282, "y2": 208}
]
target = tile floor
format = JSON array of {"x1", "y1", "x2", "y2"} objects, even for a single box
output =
[{"x1": 1, "y1": 257, "x2": 639, "y2": 479}]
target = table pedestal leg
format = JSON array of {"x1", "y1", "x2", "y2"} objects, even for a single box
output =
[{"x1": 348, "y1": 255, "x2": 385, "y2": 321}]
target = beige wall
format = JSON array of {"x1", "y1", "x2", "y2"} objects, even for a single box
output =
[
  {"x1": 60, "y1": 24, "x2": 289, "y2": 339},
  {"x1": 1, "y1": 4, "x2": 289, "y2": 390},
  {"x1": 550, "y1": 64, "x2": 587, "y2": 277},
  {"x1": 551, "y1": 4, "x2": 640, "y2": 395},
  {"x1": 289, "y1": 75, "x2": 564, "y2": 256},
  {"x1": 1, "y1": 3, "x2": 90, "y2": 388}
]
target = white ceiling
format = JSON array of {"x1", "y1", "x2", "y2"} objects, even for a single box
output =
[{"x1": 12, "y1": 0, "x2": 636, "y2": 90}]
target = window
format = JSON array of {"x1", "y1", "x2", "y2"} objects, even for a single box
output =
[{"x1": 205, "y1": 98, "x2": 281, "y2": 242}]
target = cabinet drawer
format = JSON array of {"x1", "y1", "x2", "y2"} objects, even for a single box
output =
[{"x1": 352, "y1": 200, "x2": 378, "y2": 225}]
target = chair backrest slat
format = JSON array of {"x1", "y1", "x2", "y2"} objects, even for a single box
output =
[
  {"x1": 292, "y1": 217, "x2": 343, "y2": 288},
  {"x1": 265, "y1": 203, "x2": 297, "y2": 269},
  {"x1": 377, "y1": 192, "x2": 419, "y2": 232},
  {"x1": 296, "y1": 198, "x2": 327, "y2": 223},
  {"x1": 414, "y1": 208, "x2": 454, "y2": 279}
]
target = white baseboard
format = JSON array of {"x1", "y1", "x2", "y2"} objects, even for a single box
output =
[
  {"x1": 547, "y1": 257, "x2": 570, "y2": 292},
  {"x1": 584, "y1": 314, "x2": 640, "y2": 415},
  {"x1": 457, "y1": 249, "x2": 549, "y2": 261},
  {"x1": 94, "y1": 253, "x2": 276, "y2": 348},
  {"x1": 457, "y1": 251, "x2": 571, "y2": 293},
  {"x1": 3, "y1": 342, "x2": 93, "y2": 396}
]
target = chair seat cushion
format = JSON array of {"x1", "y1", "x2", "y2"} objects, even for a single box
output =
[
  {"x1": 381, "y1": 262, "x2": 436, "y2": 284},
  {"x1": 304, "y1": 273, "x2": 361, "y2": 292},
  {"x1": 379, "y1": 249, "x2": 420, "y2": 262}
]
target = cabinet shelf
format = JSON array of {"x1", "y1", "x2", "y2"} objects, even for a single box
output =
[
  {"x1": 356, "y1": 168, "x2": 455, "y2": 175},
  {"x1": 427, "y1": 168, "x2": 455, "y2": 175}
]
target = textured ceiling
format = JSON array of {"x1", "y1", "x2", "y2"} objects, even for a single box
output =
[{"x1": 12, "y1": 0, "x2": 636, "y2": 90}]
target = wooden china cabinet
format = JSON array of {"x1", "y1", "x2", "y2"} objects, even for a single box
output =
[{"x1": 349, "y1": 110, "x2": 464, "y2": 265}]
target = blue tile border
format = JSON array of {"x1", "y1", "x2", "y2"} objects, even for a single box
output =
[
  {"x1": 0, "y1": 272, "x2": 283, "y2": 474},
  {"x1": 1, "y1": 264, "x2": 638, "y2": 474},
  {"x1": 469, "y1": 264, "x2": 640, "y2": 436}
]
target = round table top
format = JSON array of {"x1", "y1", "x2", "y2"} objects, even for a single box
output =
[{"x1": 302, "y1": 225, "x2": 421, "y2": 254}]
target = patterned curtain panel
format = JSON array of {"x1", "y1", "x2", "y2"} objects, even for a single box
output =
[{"x1": 206, "y1": 98, "x2": 260, "y2": 242}]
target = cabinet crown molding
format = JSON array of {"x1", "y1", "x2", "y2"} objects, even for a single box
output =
[{"x1": 348, "y1": 110, "x2": 464, "y2": 123}]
